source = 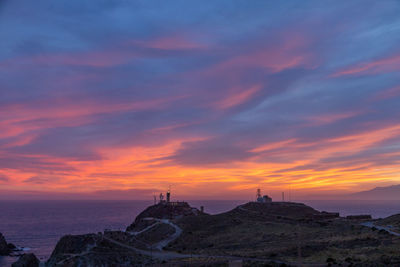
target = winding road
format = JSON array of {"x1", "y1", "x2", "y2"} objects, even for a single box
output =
[
  {"x1": 361, "y1": 221, "x2": 400, "y2": 236},
  {"x1": 152, "y1": 218, "x2": 183, "y2": 251},
  {"x1": 105, "y1": 217, "x2": 286, "y2": 264}
]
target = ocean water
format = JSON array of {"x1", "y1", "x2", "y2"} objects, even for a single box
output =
[{"x1": 0, "y1": 199, "x2": 399, "y2": 266}]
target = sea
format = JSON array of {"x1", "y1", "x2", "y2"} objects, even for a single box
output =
[{"x1": 1, "y1": 199, "x2": 400, "y2": 266}]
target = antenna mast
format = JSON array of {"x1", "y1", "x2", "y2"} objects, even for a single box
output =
[{"x1": 166, "y1": 185, "x2": 171, "y2": 203}]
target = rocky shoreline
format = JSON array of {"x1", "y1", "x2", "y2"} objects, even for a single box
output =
[
  {"x1": 0, "y1": 233, "x2": 15, "y2": 256},
  {"x1": 3, "y1": 201, "x2": 400, "y2": 266},
  {"x1": 0, "y1": 233, "x2": 40, "y2": 267}
]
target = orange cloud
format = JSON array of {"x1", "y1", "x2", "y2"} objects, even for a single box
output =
[{"x1": 4, "y1": 121, "x2": 400, "y2": 199}]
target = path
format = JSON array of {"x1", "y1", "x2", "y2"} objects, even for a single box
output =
[
  {"x1": 361, "y1": 221, "x2": 400, "y2": 236},
  {"x1": 105, "y1": 217, "x2": 185, "y2": 260},
  {"x1": 127, "y1": 221, "x2": 161, "y2": 236},
  {"x1": 102, "y1": 235, "x2": 188, "y2": 260},
  {"x1": 152, "y1": 218, "x2": 183, "y2": 251}
]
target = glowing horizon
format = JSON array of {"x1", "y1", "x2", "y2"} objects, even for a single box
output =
[{"x1": 1, "y1": 1, "x2": 400, "y2": 199}]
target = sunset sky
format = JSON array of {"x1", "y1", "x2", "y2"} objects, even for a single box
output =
[{"x1": 1, "y1": 1, "x2": 400, "y2": 200}]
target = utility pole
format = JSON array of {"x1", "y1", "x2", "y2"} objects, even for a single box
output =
[
  {"x1": 190, "y1": 231, "x2": 193, "y2": 266},
  {"x1": 297, "y1": 224, "x2": 302, "y2": 267},
  {"x1": 150, "y1": 243, "x2": 153, "y2": 267}
]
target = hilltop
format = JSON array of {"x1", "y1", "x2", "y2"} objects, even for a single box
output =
[{"x1": 126, "y1": 201, "x2": 205, "y2": 232}]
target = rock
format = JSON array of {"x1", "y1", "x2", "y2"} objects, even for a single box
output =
[
  {"x1": 49, "y1": 234, "x2": 98, "y2": 258},
  {"x1": 12, "y1": 253, "x2": 39, "y2": 267},
  {"x1": 0, "y1": 232, "x2": 11, "y2": 255}
]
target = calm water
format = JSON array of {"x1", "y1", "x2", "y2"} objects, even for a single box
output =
[{"x1": 0, "y1": 199, "x2": 399, "y2": 266}]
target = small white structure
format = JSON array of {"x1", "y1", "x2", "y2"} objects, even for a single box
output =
[
  {"x1": 256, "y1": 188, "x2": 272, "y2": 203},
  {"x1": 262, "y1": 195, "x2": 272, "y2": 203}
]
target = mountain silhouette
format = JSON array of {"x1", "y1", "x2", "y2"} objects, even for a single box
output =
[{"x1": 349, "y1": 184, "x2": 400, "y2": 200}]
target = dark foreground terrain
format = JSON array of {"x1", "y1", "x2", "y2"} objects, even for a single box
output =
[{"x1": 9, "y1": 201, "x2": 400, "y2": 266}]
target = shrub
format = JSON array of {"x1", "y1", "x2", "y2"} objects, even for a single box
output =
[{"x1": 326, "y1": 257, "x2": 336, "y2": 263}]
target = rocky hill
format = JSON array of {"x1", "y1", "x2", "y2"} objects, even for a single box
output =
[
  {"x1": 46, "y1": 201, "x2": 204, "y2": 266},
  {"x1": 44, "y1": 201, "x2": 400, "y2": 266},
  {"x1": 126, "y1": 201, "x2": 204, "y2": 232}
]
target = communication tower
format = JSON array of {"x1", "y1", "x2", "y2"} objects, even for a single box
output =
[{"x1": 166, "y1": 188, "x2": 171, "y2": 203}]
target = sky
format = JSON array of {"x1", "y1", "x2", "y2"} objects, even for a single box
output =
[{"x1": 1, "y1": 0, "x2": 400, "y2": 200}]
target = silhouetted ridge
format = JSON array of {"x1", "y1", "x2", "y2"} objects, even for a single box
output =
[{"x1": 126, "y1": 201, "x2": 204, "y2": 232}]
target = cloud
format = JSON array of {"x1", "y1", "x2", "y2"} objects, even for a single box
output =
[
  {"x1": 0, "y1": 155, "x2": 77, "y2": 173},
  {"x1": 167, "y1": 138, "x2": 255, "y2": 166},
  {"x1": 0, "y1": 188, "x2": 156, "y2": 200},
  {"x1": 0, "y1": 174, "x2": 9, "y2": 182},
  {"x1": 24, "y1": 176, "x2": 61, "y2": 184},
  {"x1": 1, "y1": 0, "x2": 400, "y2": 197}
]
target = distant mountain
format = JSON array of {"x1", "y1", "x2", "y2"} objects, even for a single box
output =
[{"x1": 349, "y1": 184, "x2": 400, "y2": 200}]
